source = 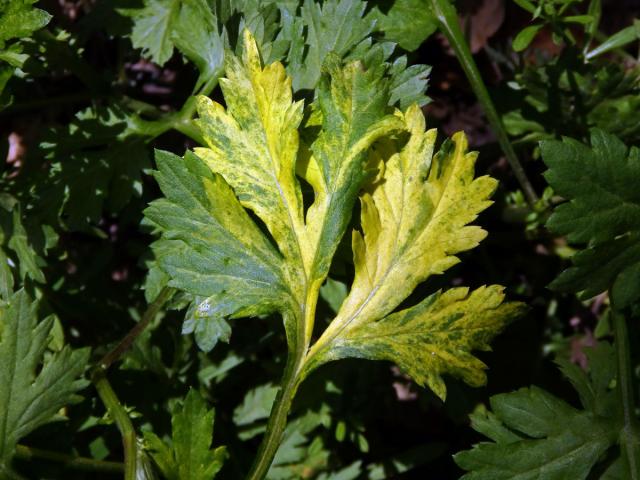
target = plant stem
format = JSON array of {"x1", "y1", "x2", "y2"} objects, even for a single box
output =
[
  {"x1": 612, "y1": 309, "x2": 640, "y2": 478},
  {"x1": 98, "y1": 286, "x2": 173, "y2": 371},
  {"x1": 15, "y1": 445, "x2": 123, "y2": 474},
  {"x1": 93, "y1": 372, "x2": 138, "y2": 480},
  {"x1": 246, "y1": 294, "x2": 317, "y2": 480},
  {"x1": 429, "y1": 0, "x2": 539, "y2": 206},
  {"x1": 246, "y1": 352, "x2": 304, "y2": 480}
]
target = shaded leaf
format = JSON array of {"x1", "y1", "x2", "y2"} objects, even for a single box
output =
[
  {"x1": 542, "y1": 129, "x2": 640, "y2": 307},
  {"x1": 0, "y1": 199, "x2": 45, "y2": 284},
  {"x1": 37, "y1": 105, "x2": 151, "y2": 231},
  {"x1": 268, "y1": 409, "x2": 331, "y2": 479},
  {"x1": 233, "y1": 383, "x2": 279, "y2": 436},
  {"x1": 455, "y1": 343, "x2": 623, "y2": 479},
  {"x1": 370, "y1": 0, "x2": 438, "y2": 52},
  {"x1": 144, "y1": 389, "x2": 226, "y2": 480},
  {"x1": 0, "y1": 290, "x2": 90, "y2": 478}
]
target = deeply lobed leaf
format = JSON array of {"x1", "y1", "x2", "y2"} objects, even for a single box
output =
[
  {"x1": 312, "y1": 286, "x2": 523, "y2": 400},
  {"x1": 0, "y1": 290, "x2": 90, "y2": 478},
  {"x1": 542, "y1": 129, "x2": 640, "y2": 307},
  {"x1": 455, "y1": 344, "x2": 623, "y2": 479},
  {"x1": 144, "y1": 389, "x2": 226, "y2": 479},
  {"x1": 149, "y1": 30, "x2": 521, "y2": 402},
  {"x1": 305, "y1": 107, "x2": 521, "y2": 398},
  {"x1": 144, "y1": 149, "x2": 291, "y2": 351},
  {"x1": 191, "y1": 30, "x2": 402, "y2": 346}
]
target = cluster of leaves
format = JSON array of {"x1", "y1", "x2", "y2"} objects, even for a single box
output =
[{"x1": 1, "y1": 0, "x2": 640, "y2": 478}]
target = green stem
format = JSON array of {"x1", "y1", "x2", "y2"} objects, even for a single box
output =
[
  {"x1": 612, "y1": 309, "x2": 640, "y2": 478},
  {"x1": 245, "y1": 351, "x2": 304, "y2": 480},
  {"x1": 98, "y1": 286, "x2": 173, "y2": 371},
  {"x1": 429, "y1": 0, "x2": 539, "y2": 206},
  {"x1": 246, "y1": 294, "x2": 317, "y2": 480},
  {"x1": 15, "y1": 445, "x2": 123, "y2": 474},
  {"x1": 93, "y1": 372, "x2": 138, "y2": 480}
]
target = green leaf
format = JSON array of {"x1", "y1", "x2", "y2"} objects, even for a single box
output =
[
  {"x1": 38, "y1": 105, "x2": 151, "y2": 231},
  {"x1": 171, "y1": 0, "x2": 225, "y2": 91},
  {"x1": 0, "y1": 290, "x2": 90, "y2": 478},
  {"x1": 284, "y1": 0, "x2": 375, "y2": 91},
  {"x1": 512, "y1": 24, "x2": 543, "y2": 52},
  {"x1": 1, "y1": 202, "x2": 44, "y2": 284},
  {"x1": 0, "y1": 0, "x2": 51, "y2": 45},
  {"x1": 370, "y1": 0, "x2": 438, "y2": 52},
  {"x1": 455, "y1": 343, "x2": 622, "y2": 479},
  {"x1": 121, "y1": 0, "x2": 279, "y2": 79},
  {"x1": 542, "y1": 129, "x2": 640, "y2": 307},
  {"x1": 0, "y1": 0, "x2": 52, "y2": 108},
  {"x1": 0, "y1": 248, "x2": 13, "y2": 300},
  {"x1": 563, "y1": 15, "x2": 595, "y2": 25},
  {"x1": 512, "y1": 0, "x2": 537, "y2": 14},
  {"x1": 144, "y1": 149, "x2": 291, "y2": 351},
  {"x1": 306, "y1": 107, "x2": 523, "y2": 399},
  {"x1": 123, "y1": 0, "x2": 180, "y2": 65},
  {"x1": 183, "y1": 300, "x2": 232, "y2": 353},
  {"x1": 144, "y1": 389, "x2": 226, "y2": 480},
  {"x1": 386, "y1": 55, "x2": 431, "y2": 109},
  {"x1": 234, "y1": 383, "x2": 279, "y2": 439},
  {"x1": 586, "y1": 19, "x2": 640, "y2": 60}
]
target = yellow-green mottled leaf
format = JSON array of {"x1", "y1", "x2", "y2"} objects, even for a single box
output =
[
  {"x1": 302, "y1": 54, "x2": 403, "y2": 288},
  {"x1": 308, "y1": 286, "x2": 522, "y2": 400},
  {"x1": 144, "y1": 149, "x2": 292, "y2": 350},
  {"x1": 192, "y1": 31, "x2": 402, "y2": 347},
  {"x1": 194, "y1": 30, "x2": 308, "y2": 286},
  {"x1": 313, "y1": 106, "x2": 497, "y2": 344},
  {"x1": 305, "y1": 106, "x2": 522, "y2": 398},
  {"x1": 147, "y1": 30, "x2": 520, "y2": 405}
]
